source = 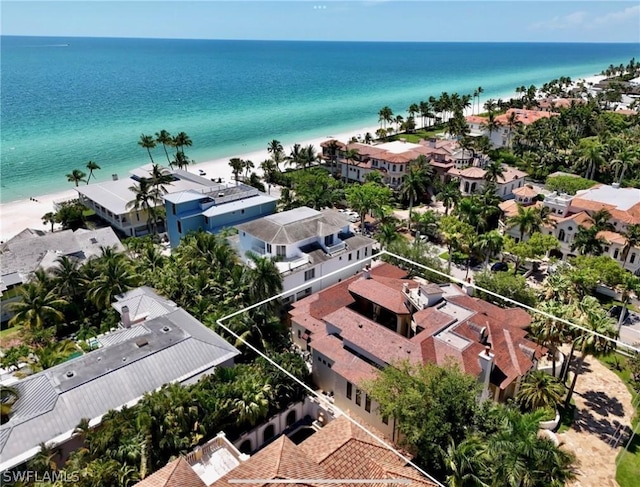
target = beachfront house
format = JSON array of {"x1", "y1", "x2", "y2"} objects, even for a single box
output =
[
  {"x1": 0, "y1": 227, "x2": 124, "y2": 324},
  {"x1": 232, "y1": 207, "x2": 375, "y2": 303},
  {"x1": 288, "y1": 262, "x2": 542, "y2": 438},
  {"x1": 321, "y1": 138, "x2": 486, "y2": 187},
  {"x1": 164, "y1": 181, "x2": 277, "y2": 248},
  {"x1": 447, "y1": 164, "x2": 528, "y2": 199},
  {"x1": 466, "y1": 109, "x2": 557, "y2": 148},
  {"x1": 500, "y1": 183, "x2": 640, "y2": 275},
  {"x1": 75, "y1": 164, "x2": 220, "y2": 238},
  {"x1": 0, "y1": 286, "x2": 240, "y2": 472}
]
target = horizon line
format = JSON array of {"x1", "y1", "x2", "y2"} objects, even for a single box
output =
[{"x1": 1, "y1": 34, "x2": 637, "y2": 44}]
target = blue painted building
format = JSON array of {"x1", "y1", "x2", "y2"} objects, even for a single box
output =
[{"x1": 164, "y1": 182, "x2": 277, "y2": 247}]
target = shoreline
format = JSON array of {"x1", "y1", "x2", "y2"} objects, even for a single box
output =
[{"x1": 0, "y1": 73, "x2": 605, "y2": 243}]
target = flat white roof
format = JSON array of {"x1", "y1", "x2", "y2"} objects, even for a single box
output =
[
  {"x1": 266, "y1": 206, "x2": 320, "y2": 225},
  {"x1": 375, "y1": 140, "x2": 422, "y2": 154},
  {"x1": 575, "y1": 185, "x2": 640, "y2": 211}
]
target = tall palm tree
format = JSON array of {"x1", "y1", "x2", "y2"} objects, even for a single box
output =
[
  {"x1": 444, "y1": 438, "x2": 487, "y2": 487},
  {"x1": 138, "y1": 134, "x2": 156, "y2": 163},
  {"x1": 564, "y1": 299, "x2": 617, "y2": 405},
  {"x1": 232, "y1": 382, "x2": 272, "y2": 427},
  {"x1": 343, "y1": 148, "x2": 361, "y2": 182},
  {"x1": 172, "y1": 151, "x2": 191, "y2": 170},
  {"x1": 155, "y1": 130, "x2": 174, "y2": 164},
  {"x1": 571, "y1": 226, "x2": 606, "y2": 256},
  {"x1": 574, "y1": 138, "x2": 605, "y2": 180},
  {"x1": 85, "y1": 160, "x2": 101, "y2": 184},
  {"x1": 517, "y1": 370, "x2": 565, "y2": 412},
  {"x1": 66, "y1": 169, "x2": 87, "y2": 187},
  {"x1": 33, "y1": 340, "x2": 79, "y2": 370},
  {"x1": 616, "y1": 274, "x2": 640, "y2": 333},
  {"x1": 589, "y1": 208, "x2": 614, "y2": 232},
  {"x1": 173, "y1": 132, "x2": 192, "y2": 156},
  {"x1": 286, "y1": 143, "x2": 304, "y2": 170},
  {"x1": 89, "y1": 258, "x2": 138, "y2": 310},
  {"x1": 42, "y1": 212, "x2": 57, "y2": 232},
  {"x1": 506, "y1": 204, "x2": 543, "y2": 242},
  {"x1": 436, "y1": 180, "x2": 462, "y2": 216},
  {"x1": 127, "y1": 178, "x2": 158, "y2": 234},
  {"x1": 8, "y1": 283, "x2": 67, "y2": 330},
  {"x1": 483, "y1": 161, "x2": 505, "y2": 184},
  {"x1": 530, "y1": 300, "x2": 571, "y2": 376},
  {"x1": 52, "y1": 255, "x2": 83, "y2": 301},
  {"x1": 477, "y1": 230, "x2": 504, "y2": 267},
  {"x1": 376, "y1": 221, "x2": 401, "y2": 250},
  {"x1": 244, "y1": 252, "x2": 283, "y2": 305},
  {"x1": 378, "y1": 106, "x2": 393, "y2": 130},
  {"x1": 481, "y1": 112, "x2": 502, "y2": 142},
  {"x1": 229, "y1": 158, "x2": 244, "y2": 182},
  {"x1": 400, "y1": 163, "x2": 428, "y2": 233}
]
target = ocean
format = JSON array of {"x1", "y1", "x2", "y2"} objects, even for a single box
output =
[{"x1": 1, "y1": 36, "x2": 638, "y2": 203}]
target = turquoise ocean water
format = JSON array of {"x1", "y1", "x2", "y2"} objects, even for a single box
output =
[{"x1": 1, "y1": 36, "x2": 638, "y2": 203}]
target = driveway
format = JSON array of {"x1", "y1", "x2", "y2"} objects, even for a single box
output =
[{"x1": 557, "y1": 353, "x2": 635, "y2": 487}]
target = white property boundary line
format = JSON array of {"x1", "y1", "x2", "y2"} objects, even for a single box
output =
[{"x1": 217, "y1": 251, "x2": 639, "y2": 487}]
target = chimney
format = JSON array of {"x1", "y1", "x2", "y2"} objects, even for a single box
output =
[
  {"x1": 121, "y1": 305, "x2": 131, "y2": 328},
  {"x1": 478, "y1": 346, "x2": 495, "y2": 401},
  {"x1": 463, "y1": 282, "x2": 474, "y2": 296},
  {"x1": 362, "y1": 264, "x2": 371, "y2": 279}
]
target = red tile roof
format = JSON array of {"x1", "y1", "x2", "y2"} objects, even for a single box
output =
[
  {"x1": 135, "y1": 458, "x2": 207, "y2": 487},
  {"x1": 348, "y1": 278, "x2": 410, "y2": 315},
  {"x1": 312, "y1": 334, "x2": 379, "y2": 384}
]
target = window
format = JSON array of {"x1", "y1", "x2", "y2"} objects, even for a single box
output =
[
  {"x1": 266, "y1": 243, "x2": 272, "y2": 253},
  {"x1": 204, "y1": 216, "x2": 209, "y2": 225},
  {"x1": 355, "y1": 388, "x2": 362, "y2": 406},
  {"x1": 382, "y1": 415, "x2": 389, "y2": 425},
  {"x1": 241, "y1": 209, "x2": 245, "y2": 214},
  {"x1": 558, "y1": 229, "x2": 565, "y2": 242},
  {"x1": 177, "y1": 221, "x2": 182, "y2": 234},
  {"x1": 277, "y1": 245, "x2": 286, "y2": 257},
  {"x1": 346, "y1": 382, "x2": 353, "y2": 399},
  {"x1": 304, "y1": 268, "x2": 315, "y2": 281},
  {"x1": 325, "y1": 234, "x2": 334, "y2": 246},
  {"x1": 631, "y1": 253, "x2": 637, "y2": 264},
  {"x1": 297, "y1": 329, "x2": 301, "y2": 338},
  {"x1": 365, "y1": 395, "x2": 371, "y2": 412},
  {"x1": 348, "y1": 253, "x2": 352, "y2": 261},
  {"x1": 136, "y1": 212, "x2": 140, "y2": 221},
  {"x1": 392, "y1": 164, "x2": 397, "y2": 172},
  {"x1": 614, "y1": 249, "x2": 619, "y2": 259},
  {"x1": 171, "y1": 203, "x2": 176, "y2": 215},
  {"x1": 357, "y1": 250, "x2": 360, "y2": 260},
  {"x1": 364, "y1": 247, "x2": 368, "y2": 256}
]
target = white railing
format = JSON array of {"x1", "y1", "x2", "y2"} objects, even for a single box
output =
[{"x1": 325, "y1": 241, "x2": 346, "y2": 254}]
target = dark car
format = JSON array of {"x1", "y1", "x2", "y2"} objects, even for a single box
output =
[
  {"x1": 608, "y1": 305, "x2": 629, "y2": 322},
  {"x1": 490, "y1": 262, "x2": 509, "y2": 272}
]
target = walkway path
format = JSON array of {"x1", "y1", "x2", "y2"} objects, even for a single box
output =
[{"x1": 557, "y1": 355, "x2": 635, "y2": 487}]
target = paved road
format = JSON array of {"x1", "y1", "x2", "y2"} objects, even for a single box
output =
[{"x1": 619, "y1": 311, "x2": 640, "y2": 348}]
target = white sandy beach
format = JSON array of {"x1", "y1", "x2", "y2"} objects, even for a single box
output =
[{"x1": 0, "y1": 74, "x2": 606, "y2": 243}]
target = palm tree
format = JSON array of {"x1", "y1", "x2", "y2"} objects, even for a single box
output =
[
  {"x1": 477, "y1": 230, "x2": 504, "y2": 267},
  {"x1": 229, "y1": 158, "x2": 244, "y2": 182},
  {"x1": 504, "y1": 111, "x2": 521, "y2": 148},
  {"x1": 66, "y1": 169, "x2": 87, "y2": 187},
  {"x1": 343, "y1": 148, "x2": 361, "y2": 182},
  {"x1": 564, "y1": 299, "x2": 617, "y2": 405},
  {"x1": 173, "y1": 131, "x2": 192, "y2": 156},
  {"x1": 378, "y1": 106, "x2": 393, "y2": 130},
  {"x1": 244, "y1": 252, "x2": 283, "y2": 305},
  {"x1": 530, "y1": 300, "x2": 571, "y2": 376},
  {"x1": 0, "y1": 386, "x2": 19, "y2": 424},
  {"x1": 138, "y1": 134, "x2": 156, "y2": 163},
  {"x1": 436, "y1": 180, "x2": 462, "y2": 216},
  {"x1": 33, "y1": 340, "x2": 79, "y2": 370},
  {"x1": 574, "y1": 138, "x2": 604, "y2": 180},
  {"x1": 621, "y1": 223, "x2": 640, "y2": 264},
  {"x1": 444, "y1": 438, "x2": 487, "y2": 487},
  {"x1": 590, "y1": 208, "x2": 614, "y2": 232},
  {"x1": 483, "y1": 161, "x2": 505, "y2": 184},
  {"x1": 400, "y1": 163, "x2": 428, "y2": 233},
  {"x1": 85, "y1": 160, "x2": 101, "y2": 184},
  {"x1": 52, "y1": 255, "x2": 83, "y2": 300},
  {"x1": 481, "y1": 112, "x2": 502, "y2": 142},
  {"x1": 506, "y1": 204, "x2": 543, "y2": 242},
  {"x1": 89, "y1": 258, "x2": 138, "y2": 310},
  {"x1": 127, "y1": 178, "x2": 158, "y2": 234},
  {"x1": 232, "y1": 382, "x2": 272, "y2": 427},
  {"x1": 30, "y1": 442, "x2": 60, "y2": 472},
  {"x1": 172, "y1": 151, "x2": 191, "y2": 170},
  {"x1": 517, "y1": 370, "x2": 565, "y2": 412},
  {"x1": 286, "y1": 143, "x2": 304, "y2": 170},
  {"x1": 42, "y1": 212, "x2": 57, "y2": 232},
  {"x1": 155, "y1": 130, "x2": 174, "y2": 164},
  {"x1": 376, "y1": 221, "x2": 400, "y2": 250},
  {"x1": 616, "y1": 274, "x2": 640, "y2": 333},
  {"x1": 571, "y1": 226, "x2": 606, "y2": 256},
  {"x1": 243, "y1": 159, "x2": 255, "y2": 179},
  {"x1": 8, "y1": 283, "x2": 67, "y2": 330}
]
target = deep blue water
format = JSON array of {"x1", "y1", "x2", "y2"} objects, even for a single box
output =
[{"x1": 1, "y1": 36, "x2": 638, "y2": 202}]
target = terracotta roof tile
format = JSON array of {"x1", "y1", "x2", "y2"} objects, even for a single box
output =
[
  {"x1": 458, "y1": 167, "x2": 486, "y2": 179},
  {"x1": 135, "y1": 458, "x2": 207, "y2": 487},
  {"x1": 512, "y1": 186, "x2": 538, "y2": 198},
  {"x1": 597, "y1": 230, "x2": 627, "y2": 245},
  {"x1": 348, "y1": 278, "x2": 410, "y2": 315}
]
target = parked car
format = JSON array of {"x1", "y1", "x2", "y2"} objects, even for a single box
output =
[
  {"x1": 608, "y1": 305, "x2": 630, "y2": 322},
  {"x1": 490, "y1": 262, "x2": 509, "y2": 272}
]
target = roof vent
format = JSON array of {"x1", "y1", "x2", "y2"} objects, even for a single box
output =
[
  {"x1": 90, "y1": 237, "x2": 98, "y2": 244},
  {"x1": 218, "y1": 192, "x2": 225, "y2": 198},
  {"x1": 65, "y1": 371, "x2": 75, "y2": 378},
  {"x1": 358, "y1": 323, "x2": 363, "y2": 328},
  {"x1": 122, "y1": 357, "x2": 128, "y2": 362},
  {"x1": 161, "y1": 326, "x2": 171, "y2": 333},
  {"x1": 136, "y1": 338, "x2": 149, "y2": 348}
]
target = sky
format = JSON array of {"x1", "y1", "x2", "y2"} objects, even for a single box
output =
[{"x1": 2, "y1": 1, "x2": 640, "y2": 43}]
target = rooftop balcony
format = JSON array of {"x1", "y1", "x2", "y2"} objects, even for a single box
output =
[
  {"x1": 276, "y1": 254, "x2": 311, "y2": 274},
  {"x1": 324, "y1": 241, "x2": 346, "y2": 254},
  {"x1": 185, "y1": 432, "x2": 248, "y2": 485}
]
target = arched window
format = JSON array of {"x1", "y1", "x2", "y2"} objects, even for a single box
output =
[
  {"x1": 471, "y1": 182, "x2": 477, "y2": 193},
  {"x1": 286, "y1": 410, "x2": 297, "y2": 427},
  {"x1": 558, "y1": 229, "x2": 566, "y2": 242},
  {"x1": 263, "y1": 424, "x2": 276, "y2": 443},
  {"x1": 464, "y1": 182, "x2": 470, "y2": 193},
  {"x1": 239, "y1": 440, "x2": 252, "y2": 454}
]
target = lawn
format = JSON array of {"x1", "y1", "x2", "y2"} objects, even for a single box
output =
[
  {"x1": 0, "y1": 324, "x2": 23, "y2": 345},
  {"x1": 599, "y1": 352, "x2": 640, "y2": 487},
  {"x1": 382, "y1": 125, "x2": 447, "y2": 144}
]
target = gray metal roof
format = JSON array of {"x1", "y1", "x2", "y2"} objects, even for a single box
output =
[
  {"x1": 203, "y1": 194, "x2": 277, "y2": 218},
  {"x1": 0, "y1": 228, "x2": 124, "y2": 283},
  {"x1": 76, "y1": 168, "x2": 218, "y2": 215},
  {"x1": 0, "y1": 308, "x2": 239, "y2": 471},
  {"x1": 236, "y1": 208, "x2": 351, "y2": 245}
]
